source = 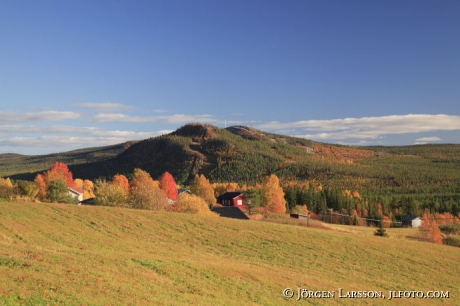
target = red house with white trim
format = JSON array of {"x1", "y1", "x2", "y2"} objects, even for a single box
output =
[{"x1": 217, "y1": 192, "x2": 245, "y2": 207}]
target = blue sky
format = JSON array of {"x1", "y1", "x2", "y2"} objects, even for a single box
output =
[{"x1": 1, "y1": 0, "x2": 459, "y2": 155}]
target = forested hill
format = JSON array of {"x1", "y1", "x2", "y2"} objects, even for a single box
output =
[
  {"x1": 0, "y1": 141, "x2": 136, "y2": 180},
  {"x1": 2, "y1": 123, "x2": 460, "y2": 200}
]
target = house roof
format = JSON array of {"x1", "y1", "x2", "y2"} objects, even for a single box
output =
[
  {"x1": 80, "y1": 197, "x2": 96, "y2": 205},
  {"x1": 178, "y1": 189, "x2": 191, "y2": 196},
  {"x1": 69, "y1": 187, "x2": 84, "y2": 194},
  {"x1": 402, "y1": 216, "x2": 422, "y2": 222},
  {"x1": 217, "y1": 192, "x2": 244, "y2": 200}
]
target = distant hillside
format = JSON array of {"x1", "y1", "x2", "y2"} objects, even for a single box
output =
[
  {"x1": 0, "y1": 141, "x2": 136, "y2": 180},
  {"x1": 2, "y1": 123, "x2": 460, "y2": 201}
]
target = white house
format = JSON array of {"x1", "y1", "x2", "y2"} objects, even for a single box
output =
[
  {"x1": 68, "y1": 187, "x2": 84, "y2": 204},
  {"x1": 402, "y1": 216, "x2": 423, "y2": 228}
]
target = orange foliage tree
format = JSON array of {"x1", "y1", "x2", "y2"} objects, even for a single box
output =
[
  {"x1": 34, "y1": 174, "x2": 47, "y2": 199},
  {"x1": 261, "y1": 174, "x2": 286, "y2": 214},
  {"x1": 421, "y1": 210, "x2": 443, "y2": 244},
  {"x1": 34, "y1": 162, "x2": 74, "y2": 200},
  {"x1": 113, "y1": 174, "x2": 130, "y2": 195},
  {"x1": 159, "y1": 172, "x2": 178, "y2": 201}
]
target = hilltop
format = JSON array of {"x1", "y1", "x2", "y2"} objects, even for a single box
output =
[
  {"x1": 0, "y1": 201, "x2": 458, "y2": 305},
  {"x1": 1, "y1": 123, "x2": 460, "y2": 202}
]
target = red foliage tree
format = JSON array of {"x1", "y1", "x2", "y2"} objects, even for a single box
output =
[
  {"x1": 47, "y1": 162, "x2": 74, "y2": 187},
  {"x1": 159, "y1": 172, "x2": 178, "y2": 201}
]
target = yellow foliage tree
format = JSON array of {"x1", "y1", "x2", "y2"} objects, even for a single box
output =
[
  {"x1": 83, "y1": 179, "x2": 95, "y2": 199},
  {"x1": 0, "y1": 177, "x2": 13, "y2": 188},
  {"x1": 74, "y1": 178, "x2": 84, "y2": 189},
  {"x1": 189, "y1": 174, "x2": 216, "y2": 205},
  {"x1": 261, "y1": 174, "x2": 286, "y2": 214},
  {"x1": 130, "y1": 183, "x2": 168, "y2": 211},
  {"x1": 95, "y1": 180, "x2": 128, "y2": 207},
  {"x1": 0, "y1": 177, "x2": 14, "y2": 199},
  {"x1": 131, "y1": 168, "x2": 158, "y2": 189},
  {"x1": 176, "y1": 193, "x2": 214, "y2": 216}
]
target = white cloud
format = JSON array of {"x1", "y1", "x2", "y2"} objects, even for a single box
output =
[
  {"x1": 256, "y1": 114, "x2": 460, "y2": 140},
  {"x1": 161, "y1": 114, "x2": 219, "y2": 124},
  {"x1": 415, "y1": 136, "x2": 442, "y2": 142},
  {"x1": 0, "y1": 129, "x2": 172, "y2": 148},
  {"x1": 0, "y1": 110, "x2": 80, "y2": 123},
  {"x1": 90, "y1": 113, "x2": 219, "y2": 124},
  {"x1": 91, "y1": 113, "x2": 157, "y2": 123},
  {"x1": 74, "y1": 102, "x2": 136, "y2": 113}
]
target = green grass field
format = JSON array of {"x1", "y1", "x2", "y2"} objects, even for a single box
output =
[{"x1": 0, "y1": 202, "x2": 458, "y2": 305}]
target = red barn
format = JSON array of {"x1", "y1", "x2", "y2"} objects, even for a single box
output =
[{"x1": 217, "y1": 192, "x2": 245, "y2": 207}]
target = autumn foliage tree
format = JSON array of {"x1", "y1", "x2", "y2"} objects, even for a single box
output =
[
  {"x1": 131, "y1": 168, "x2": 158, "y2": 189},
  {"x1": 46, "y1": 162, "x2": 74, "y2": 187},
  {"x1": 261, "y1": 174, "x2": 286, "y2": 214},
  {"x1": 131, "y1": 183, "x2": 168, "y2": 211},
  {"x1": 95, "y1": 179, "x2": 129, "y2": 207},
  {"x1": 113, "y1": 174, "x2": 130, "y2": 195},
  {"x1": 33, "y1": 162, "x2": 75, "y2": 201},
  {"x1": 175, "y1": 193, "x2": 214, "y2": 216},
  {"x1": 34, "y1": 174, "x2": 47, "y2": 199},
  {"x1": 47, "y1": 179, "x2": 72, "y2": 203},
  {"x1": 0, "y1": 177, "x2": 14, "y2": 199},
  {"x1": 74, "y1": 178, "x2": 95, "y2": 199},
  {"x1": 189, "y1": 174, "x2": 216, "y2": 206},
  {"x1": 129, "y1": 168, "x2": 168, "y2": 211},
  {"x1": 159, "y1": 172, "x2": 178, "y2": 201},
  {"x1": 421, "y1": 210, "x2": 443, "y2": 244}
]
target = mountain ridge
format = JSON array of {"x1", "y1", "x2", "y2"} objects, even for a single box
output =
[{"x1": 1, "y1": 124, "x2": 460, "y2": 202}]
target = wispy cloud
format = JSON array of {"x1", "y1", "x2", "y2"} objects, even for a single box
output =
[
  {"x1": 415, "y1": 136, "x2": 442, "y2": 142},
  {"x1": 90, "y1": 113, "x2": 219, "y2": 124},
  {"x1": 91, "y1": 113, "x2": 157, "y2": 123},
  {"x1": 0, "y1": 110, "x2": 80, "y2": 123},
  {"x1": 0, "y1": 124, "x2": 171, "y2": 138},
  {"x1": 0, "y1": 128, "x2": 172, "y2": 148},
  {"x1": 256, "y1": 114, "x2": 460, "y2": 140},
  {"x1": 74, "y1": 102, "x2": 135, "y2": 113},
  {"x1": 161, "y1": 114, "x2": 218, "y2": 124}
]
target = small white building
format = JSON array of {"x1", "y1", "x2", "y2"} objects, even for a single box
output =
[
  {"x1": 402, "y1": 216, "x2": 423, "y2": 228},
  {"x1": 68, "y1": 187, "x2": 84, "y2": 204}
]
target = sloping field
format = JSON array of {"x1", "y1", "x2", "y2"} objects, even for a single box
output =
[{"x1": 0, "y1": 202, "x2": 458, "y2": 305}]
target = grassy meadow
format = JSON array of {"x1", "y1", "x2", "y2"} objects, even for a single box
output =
[{"x1": 0, "y1": 202, "x2": 459, "y2": 305}]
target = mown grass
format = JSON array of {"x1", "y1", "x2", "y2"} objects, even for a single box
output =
[{"x1": 0, "y1": 202, "x2": 459, "y2": 305}]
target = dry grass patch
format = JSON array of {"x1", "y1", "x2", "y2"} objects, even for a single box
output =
[{"x1": 0, "y1": 202, "x2": 459, "y2": 305}]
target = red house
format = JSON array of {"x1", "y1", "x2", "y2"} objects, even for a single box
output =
[{"x1": 217, "y1": 192, "x2": 245, "y2": 207}]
